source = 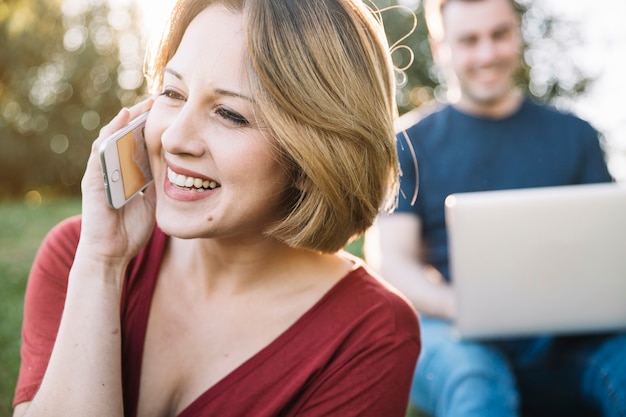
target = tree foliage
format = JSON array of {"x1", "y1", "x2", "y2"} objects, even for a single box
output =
[
  {"x1": 0, "y1": 0, "x2": 146, "y2": 199},
  {"x1": 0, "y1": 0, "x2": 593, "y2": 199}
]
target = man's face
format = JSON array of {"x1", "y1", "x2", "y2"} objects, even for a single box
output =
[{"x1": 439, "y1": 0, "x2": 522, "y2": 109}]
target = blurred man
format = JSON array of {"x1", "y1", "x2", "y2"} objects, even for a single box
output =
[{"x1": 370, "y1": 0, "x2": 626, "y2": 415}]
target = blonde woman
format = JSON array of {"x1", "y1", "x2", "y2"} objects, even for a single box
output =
[{"x1": 13, "y1": 0, "x2": 420, "y2": 416}]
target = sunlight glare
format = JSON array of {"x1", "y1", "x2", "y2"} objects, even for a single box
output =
[{"x1": 133, "y1": 0, "x2": 177, "y2": 40}]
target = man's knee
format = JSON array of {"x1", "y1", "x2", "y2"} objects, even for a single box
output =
[
  {"x1": 412, "y1": 338, "x2": 518, "y2": 414},
  {"x1": 582, "y1": 334, "x2": 626, "y2": 415}
]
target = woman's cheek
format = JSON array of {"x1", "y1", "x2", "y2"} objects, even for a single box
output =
[{"x1": 144, "y1": 108, "x2": 165, "y2": 152}]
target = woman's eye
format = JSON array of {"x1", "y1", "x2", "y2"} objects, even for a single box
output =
[
  {"x1": 160, "y1": 89, "x2": 186, "y2": 101},
  {"x1": 216, "y1": 107, "x2": 249, "y2": 127}
]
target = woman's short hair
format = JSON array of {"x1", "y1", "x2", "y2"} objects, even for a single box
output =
[{"x1": 146, "y1": 0, "x2": 398, "y2": 253}]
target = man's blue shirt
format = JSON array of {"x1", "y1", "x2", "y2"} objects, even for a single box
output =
[{"x1": 396, "y1": 98, "x2": 613, "y2": 281}]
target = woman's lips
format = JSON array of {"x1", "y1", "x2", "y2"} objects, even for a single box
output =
[
  {"x1": 167, "y1": 167, "x2": 220, "y2": 191},
  {"x1": 163, "y1": 164, "x2": 221, "y2": 201}
]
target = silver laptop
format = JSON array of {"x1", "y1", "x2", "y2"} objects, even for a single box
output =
[{"x1": 445, "y1": 183, "x2": 626, "y2": 340}]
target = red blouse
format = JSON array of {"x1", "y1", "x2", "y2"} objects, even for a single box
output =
[{"x1": 14, "y1": 215, "x2": 420, "y2": 416}]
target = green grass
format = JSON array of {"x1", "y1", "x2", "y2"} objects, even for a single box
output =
[{"x1": 0, "y1": 197, "x2": 81, "y2": 417}]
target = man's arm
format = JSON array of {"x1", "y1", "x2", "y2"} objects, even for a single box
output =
[{"x1": 366, "y1": 213, "x2": 456, "y2": 319}]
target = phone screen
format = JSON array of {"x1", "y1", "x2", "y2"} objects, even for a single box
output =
[{"x1": 116, "y1": 127, "x2": 152, "y2": 199}]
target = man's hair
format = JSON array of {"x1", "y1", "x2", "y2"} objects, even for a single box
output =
[
  {"x1": 145, "y1": 0, "x2": 399, "y2": 253},
  {"x1": 424, "y1": 0, "x2": 521, "y2": 41}
]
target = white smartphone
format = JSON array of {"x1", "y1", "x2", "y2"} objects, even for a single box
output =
[{"x1": 99, "y1": 112, "x2": 153, "y2": 209}]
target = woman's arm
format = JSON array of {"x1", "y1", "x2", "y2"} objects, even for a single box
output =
[
  {"x1": 22, "y1": 252, "x2": 127, "y2": 416},
  {"x1": 13, "y1": 402, "x2": 28, "y2": 417},
  {"x1": 16, "y1": 100, "x2": 155, "y2": 417}
]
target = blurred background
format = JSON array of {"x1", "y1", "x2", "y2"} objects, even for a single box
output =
[
  {"x1": 0, "y1": 0, "x2": 625, "y2": 414},
  {"x1": 1, "y1": 0, "x2": 625, "y2": 202}
]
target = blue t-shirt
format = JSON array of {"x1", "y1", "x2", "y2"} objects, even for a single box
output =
[{"x1": 396, "y1": 99, "x2": 613, "y2": 282}]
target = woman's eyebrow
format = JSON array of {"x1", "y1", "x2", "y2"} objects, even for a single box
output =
[
  {"x1": 163, "y1": 67, "x2": 183, "y2": 80},
  {"x1": 162, "y1": 66, "x2": 254, "y2": 103}
]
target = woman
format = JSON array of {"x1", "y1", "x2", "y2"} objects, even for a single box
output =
[{"x1": 13, "y1": 0, "x2": 420, "y2": 416}]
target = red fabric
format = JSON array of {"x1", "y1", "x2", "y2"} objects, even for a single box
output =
[{"x1": 14, "y1": 215, "x2": 420, "y2": 416}]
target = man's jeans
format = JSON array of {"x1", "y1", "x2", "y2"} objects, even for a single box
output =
[{"x1": 411, "y1": 317, "x2": 626, "y2": 417}]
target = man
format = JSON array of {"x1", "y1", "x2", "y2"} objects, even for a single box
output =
[{"x1": 370, "y1": 0, "x2": 626, "y2": 416}]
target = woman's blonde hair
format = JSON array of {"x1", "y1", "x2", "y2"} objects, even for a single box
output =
[{"x1": 146, "y1": 0, "x2": 398, "y2": 253}]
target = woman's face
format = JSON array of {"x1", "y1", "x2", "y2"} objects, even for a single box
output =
[{"x1": 145, "y1": 4, "x2": 290, "y2": 241}]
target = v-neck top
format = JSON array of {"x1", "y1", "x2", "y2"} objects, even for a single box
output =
[{"x1": 15, "y1": 215, "x2": 420, "y2": 416}]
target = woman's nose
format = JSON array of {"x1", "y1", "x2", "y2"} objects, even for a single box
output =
[{"x1": 161, "y1": 106, "x2": 206, "y2": 157}]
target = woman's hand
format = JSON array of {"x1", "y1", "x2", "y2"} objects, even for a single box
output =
[{"x1": 78, "y1": 98, "x2": 156, "y2": 266}]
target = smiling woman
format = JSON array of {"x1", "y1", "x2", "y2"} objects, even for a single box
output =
[{"x1": 12, "y1": 1, "x2": 420, "y2": 416}]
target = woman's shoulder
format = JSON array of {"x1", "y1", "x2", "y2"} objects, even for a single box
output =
[
  {"x1": 324, "y1": 255, "x2": 420, "y2": 339},
  {"x1": 31, "y1": 215, "x2": 81, "y2": 266},
  {"x1": 34, "y1": 215, "x2": 167, "y2": 280},
  {"x1": 46, "y1": 214, "x2": 82, "y2": 244}
]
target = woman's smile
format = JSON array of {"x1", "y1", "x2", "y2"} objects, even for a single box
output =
[
  {"x1": 167, "y1": 167, "x2": 220, "y2": 192},
  {"x1": 163, "y1": 163, "x2": 222, "y2": 204}
]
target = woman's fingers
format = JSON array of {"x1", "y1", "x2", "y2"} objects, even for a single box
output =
[
  {"x1": 83, "y1": 98, "x2": 155, "y2": 203},
  {"x1": 93, "y1": 98, "x2": 154, "y2": 153},
  {"x1": 129, "y1": 97, "x2": 154, "y2": 119}
]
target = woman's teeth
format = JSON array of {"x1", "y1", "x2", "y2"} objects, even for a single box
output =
[{"x1": 167, "y1": 167, "x2": 219, "y2": 191}]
